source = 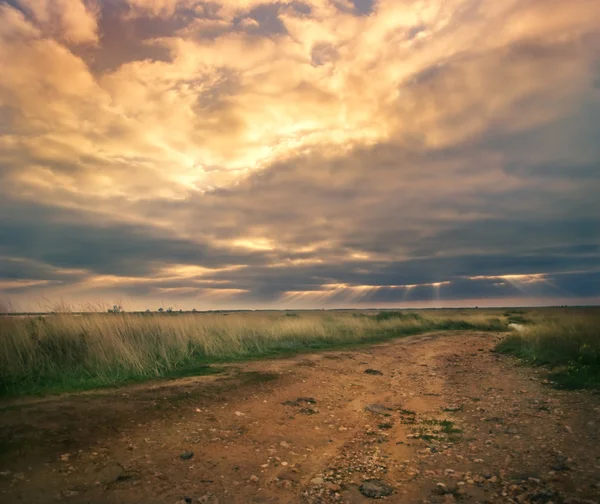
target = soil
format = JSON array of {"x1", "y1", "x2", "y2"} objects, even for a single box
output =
[{"x1": 1, "y1": 332, "x2": 599, "y2": 503}]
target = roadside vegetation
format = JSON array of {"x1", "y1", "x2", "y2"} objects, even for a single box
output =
[
  {"x1": 0, "y1": 310, "x2": 506, "y2": 397},
  {"x1": 2, "y1": 306, "x2": 597, "y2": 397},
  {"x1": 496, "y1": 310, "x2": 600, "y2": 390}
]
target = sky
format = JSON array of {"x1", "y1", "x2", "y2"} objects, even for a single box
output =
[{"x1": 0, "y1": 0, "x2": 599, "y2": 311}]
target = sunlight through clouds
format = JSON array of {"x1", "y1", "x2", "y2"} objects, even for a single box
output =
[{"x1": 0, "y1": 0, "x2": 599, "y2": 309}]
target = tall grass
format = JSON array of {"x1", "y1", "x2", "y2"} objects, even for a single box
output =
[
  {"x1": 0, "y1": 311, "x2": 505, "y2": 397},
  {"x1": 496, "y1": 313, "x2": 600, "y2": 390}
]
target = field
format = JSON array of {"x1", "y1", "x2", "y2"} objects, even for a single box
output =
[
  {"x1": 496, "y1": 307, "x2": 600, "y2": 389},
  {"x1": 0, "y1": 308, "x2": 508, "y2": 397},
  {"x1": 1, "y1": 307, "x2": 599, "y2": 397}
]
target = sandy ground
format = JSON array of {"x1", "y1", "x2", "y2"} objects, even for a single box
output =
[{"x1": 1, "y1": 331, "x2": 599, "y2": 504}]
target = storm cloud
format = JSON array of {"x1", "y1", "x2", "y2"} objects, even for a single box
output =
[{"x1": 0, "y1": 0, "x2": 599, "y2": 310}]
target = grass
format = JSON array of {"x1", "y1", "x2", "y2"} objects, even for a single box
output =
[
  {"x1": 413, "y1": 418, "x2": 463, "y2": 443},
  {"x1": 496, "y1": 311, "x2": 600, "y2": 390},
  {"x1": 0, "y1": 310, "x2": 507, "y2": 397}
]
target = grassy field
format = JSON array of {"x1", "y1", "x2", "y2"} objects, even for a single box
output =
[
  {"x1": 1, "y1": 307, "x2": 598, "y2": 397},
  {"x1": 0, "y1": 309, "x2": 507, "y2": 397},
  {"x1": 496, "y1": 308, "x2": 600, "y2": 390}
]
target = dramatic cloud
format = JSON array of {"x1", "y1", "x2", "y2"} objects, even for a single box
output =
[{"x1": 1, "y1": 0, "x2": 599, "y2": 310}]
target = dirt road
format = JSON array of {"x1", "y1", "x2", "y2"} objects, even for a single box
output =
[{"x1": 1, "y1": 332, "x2": 599, "y2": 503}]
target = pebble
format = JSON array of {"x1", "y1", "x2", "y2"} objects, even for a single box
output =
[
  {"x1": 365, "y1": 404, "x2": 393, "y2": 416},
  {"x1": 359, "y1": 479, "x2": 393, "y2": 498},
  {"x1": 98, "y1": 463, "x2": 125, "y2": 484},
  {"x1": 433, "y1": 482, "x2": 448, "y2": 495}
]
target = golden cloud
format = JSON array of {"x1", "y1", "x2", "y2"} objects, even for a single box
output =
[{"x1": 1, "y1": 0, "x2": 599, "y2": 308}]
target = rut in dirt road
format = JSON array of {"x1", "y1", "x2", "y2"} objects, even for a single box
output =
[{"x1": 1, "y1": 332, "x2": 599, "y2": 504}]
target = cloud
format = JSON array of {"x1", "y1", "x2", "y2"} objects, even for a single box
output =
[
  {"x1": 15, "y1": 0, "x2": 99, "y2": 44},
  {"x1": 0, "y1": 0, "x2": 599, "y2": 309}
]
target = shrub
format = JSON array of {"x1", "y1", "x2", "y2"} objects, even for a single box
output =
[{"x1": 374, "y1": 311, "x2": 424, "y2": 322}]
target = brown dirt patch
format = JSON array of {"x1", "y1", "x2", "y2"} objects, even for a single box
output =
[{"x1": 1, "y1": 332, "x2": 599, "y2": 503}]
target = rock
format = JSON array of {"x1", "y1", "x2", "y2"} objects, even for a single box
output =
[
  {"x1": 326, "y1": 482, "x2": 342, "y2": 491},
  {"x1": 433, "y1": 483, "x2": 448, "y2": 495},
  {"x1": 277, "y1": 480, "x2": 294, "y2": 490},
  {"x1": 365, "y1": 369, "x2": 383, "y2": 375},
  {"x1": 234, "y1": 411, "x2": 245, "y2": 417},
  {"x1": 197, "y1": 494, "x2": 216, "y2": 503},
  {"x1": 98, "y1": 463, "x2": 125, "y2": 484},
  {"x1": 551, "y1": 455, "x2": 570, "y2": 471},
  {"x1": 277, "y1": 470, "x2": 299, "y2": 482},
  {"x1": 180, "y1": 451, "x2": 194, "y2": 461},
  {"x1": 14, "y1": 472, "x2": 25, "y2": 480},
  {"x1": 282, "y1": 397, "x2": 317, "y2": 407},
  {"x1": 359, "y1": 479, "x2": 393, "y2": 498},
  {"x1": 249, "y1": 475, "x2": 259, "y2": 483},
  {"x1": 442, "y1": 405, "x2": 463, "y2": 412},
  {"x1": 530, "y1": 488, "x2": 558, "y2": 502},
  {"x1": 443, "y1": 495, "x2": 457, "y2": 504},
  {"x1": 365, "y1": 404, "x2": 393, "y2": 416},
  {"x1": 311, "y1": 477, "x2": 325, "y2": 486},
  {"x1": 280, "y1": 441, "x2": 291, "y2": 448},
  {"x1": 299, "y1": 407, "x2": 318, "y2": 415}
]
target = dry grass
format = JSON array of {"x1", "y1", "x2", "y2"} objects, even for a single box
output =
[
  {"x1": 0, "y1": 310, "x2": 505, "y2": 397},
  {"x1": 497, "y1": 309, "x2": 600, "y2": 389}
]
